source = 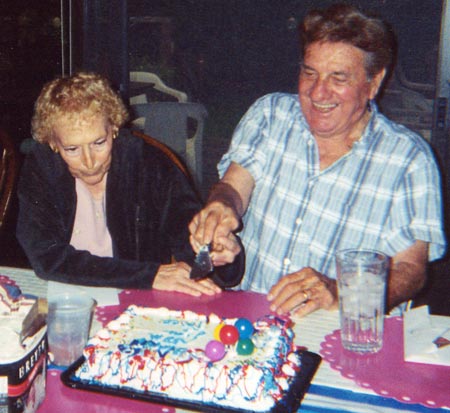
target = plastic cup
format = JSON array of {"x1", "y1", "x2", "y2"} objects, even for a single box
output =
[
  {"x1": 47, "y1": 292, "x2": 95, "y2": 366},
  {"x1": 335, "y1": 249, "x2": 388, "y2": 354}
]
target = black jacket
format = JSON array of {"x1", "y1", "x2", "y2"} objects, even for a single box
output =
[{"x1": 16, "y1": 130, "x2": 244, "y2": 289}]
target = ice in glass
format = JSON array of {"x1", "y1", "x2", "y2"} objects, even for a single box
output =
[{"x1": 336, "y1": 249, "x2": 388, "y2": 353}]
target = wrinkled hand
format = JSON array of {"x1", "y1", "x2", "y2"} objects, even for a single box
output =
[
  {"x1": 190, "y1": 231, "x2": 241, "y2": 267},
  {"x1": 189, "y1": 201, "x2": 241, "y2": 262},
  {"x1": 153, "y1": 262, "x2": 222, "y2": 297},
  {"x1": 267, "y1": 267, "x2": 338, "y2": 317}
]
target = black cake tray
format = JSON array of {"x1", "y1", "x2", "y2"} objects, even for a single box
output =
[{"x1": 61, "y1": 350, "x2": 321, "y2": 413}]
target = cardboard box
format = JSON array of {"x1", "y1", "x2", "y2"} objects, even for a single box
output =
[{"x1": 0, "y1": 324, "x2": 47, "y2": 413}]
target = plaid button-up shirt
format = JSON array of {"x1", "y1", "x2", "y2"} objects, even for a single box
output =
[{"x1": 218, "y1": 93, "x2": 446, "y2": 293}]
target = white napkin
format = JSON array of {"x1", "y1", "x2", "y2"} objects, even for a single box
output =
[
  {"x1": 403, "y1": 305, "x2": 450, "y2": 366},
  {"x1": 47, "y1": 281, "x2": 120, "y2": 307}
]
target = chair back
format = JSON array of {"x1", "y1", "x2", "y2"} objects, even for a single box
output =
[
  {"x1": 131, "y1": 130, "x2": 190, "y2": 179},
  {"x1": 0, "y1": 129, "x2": 19, "y2": 229},
  {"x1": 129, "y1": 71, "x2": 188, "y2": 104},
  {"x1": 130, "y1": 102, "x2": 207, "y2": 186}
]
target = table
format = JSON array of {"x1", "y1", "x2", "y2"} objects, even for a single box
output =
[{"x1": 2, "y1": 266, "x2": 448, "y2": 413}]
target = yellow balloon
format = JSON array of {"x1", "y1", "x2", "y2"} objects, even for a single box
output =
[{"x1": 213, "y1": 323, "x2": 225, "y2": 341}]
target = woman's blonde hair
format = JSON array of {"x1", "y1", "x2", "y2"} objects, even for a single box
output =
[{"x1": 32, "y1": 72, "x2": 129, "y2": 144}]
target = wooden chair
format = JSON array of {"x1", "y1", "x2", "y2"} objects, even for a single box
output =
[
  {"x1": 0, "y1": 128, "x2": 19, "y2": 229},
  {"x1": 131, "y1": 130, "x2": 192, "y2": 180}
]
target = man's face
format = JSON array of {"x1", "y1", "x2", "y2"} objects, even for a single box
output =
[{"x1": 298, "y1": 41, "x2": 384, "y2": 141}]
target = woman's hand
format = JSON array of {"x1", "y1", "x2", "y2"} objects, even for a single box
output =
[
  {"x1": 153, "y1": 262, "x2": 222, "y2": 297},
  {"x1": 267, "y1": 267, "x2": 339, "y2": 317}
]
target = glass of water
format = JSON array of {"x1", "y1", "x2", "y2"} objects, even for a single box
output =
[{"x1": 335, "y1": 249, "x2": 388, "y2": 354}]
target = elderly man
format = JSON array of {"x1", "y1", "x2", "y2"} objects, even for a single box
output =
[{"x1": 190, "y1": 4, "x2": 446, "y2": 316}]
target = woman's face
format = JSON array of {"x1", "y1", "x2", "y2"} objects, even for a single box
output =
[
  {"x1": 51, "y1": 113, "x2": 114, "y2": 188},
  {"x1": 298, "y1": 41, "x2": 385, "y2": 141}
]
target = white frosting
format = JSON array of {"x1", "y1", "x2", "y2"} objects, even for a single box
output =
[
  {"x1": 0, "y1": 296, "x2": 43, "y2": 363},
  {"x1": 75, "y1": 306, "x2": 301, "y2": 411},
  {"x1": 0, "y1": 327, "x2": 23, "y2": 360}
]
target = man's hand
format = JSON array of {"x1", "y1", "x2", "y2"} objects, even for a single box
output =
[
  {"x1": 267, "y1": 267, "x2": 338, "y2": 317},
  {"x1": 189, "y1": 231, "x2": 242, "y2": 267},
  {"x1": 189, "y1": 200, "x2": 240, "y2": 253},
  {"x1": 153, "y1": 262, "x2": 222, "y2": 297},
  {"x1": 189, "y1": 162, "x2": 255, "y2": 263}
]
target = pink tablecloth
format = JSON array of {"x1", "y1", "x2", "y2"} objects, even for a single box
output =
[
  {"x1": 96, "y1": 289, "x2": 271, "y2": 324},
  {"x1": 40, "y1": 370, "x2": 176, "y2": 413},
  {"x1": 320, "y1": 317, "x2": 450, "y2": 409}
]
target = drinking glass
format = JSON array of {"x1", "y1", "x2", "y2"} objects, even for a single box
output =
[
  {"x1": 47, "y1": 292, "x2": 95, "y2": 366},
  {"x1": 335, "y1": 249, "x2": 388, "y2": 354}
]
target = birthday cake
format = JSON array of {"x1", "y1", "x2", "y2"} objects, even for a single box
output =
[{"x1": 73, "y1": 305, "x2": 302, "y2": 412}]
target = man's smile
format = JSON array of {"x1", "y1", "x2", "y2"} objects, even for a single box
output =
[{"x1": 312, "y1": 102, "x2": 339, "y2": 112}]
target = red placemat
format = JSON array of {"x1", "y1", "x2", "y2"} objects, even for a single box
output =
[{"x1": 319, "y1": 317, "x2": 450, "y2": 409}]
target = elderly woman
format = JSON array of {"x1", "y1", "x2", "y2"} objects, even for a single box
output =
[
  {"x1": 189, "y1": 4, "x2": 446, "y2": 315},
  {"x1": 17, "y1": 72, "x2": 244, "y2": 296}
]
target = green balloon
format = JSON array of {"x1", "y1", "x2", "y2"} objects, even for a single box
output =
[{"x1": 236, "y1": 338, "x2": 255, "y2": 355}]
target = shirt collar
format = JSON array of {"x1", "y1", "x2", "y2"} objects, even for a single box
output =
[{"x1": 353, "y1": 102, "x2": 378, "y2": 149}]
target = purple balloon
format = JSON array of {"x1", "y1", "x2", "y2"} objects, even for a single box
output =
[{"x1": 205, "y1": 340, "x2": 226, "y2": 361}]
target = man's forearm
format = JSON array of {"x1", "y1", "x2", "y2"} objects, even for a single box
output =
[
  {"x1": 387, "y1": 262, "x2": 427, "y2": 310},
  {"x1": 207, "y1": 182, "x2": 245, "y2": 218}
]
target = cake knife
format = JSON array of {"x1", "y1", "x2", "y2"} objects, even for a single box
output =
[
  {"x1": 190, "y1": 244, "x2": 214, "y2": 280},
  {"x1": 20, "y1": 298, "x2": 47, "y2": 344}
]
